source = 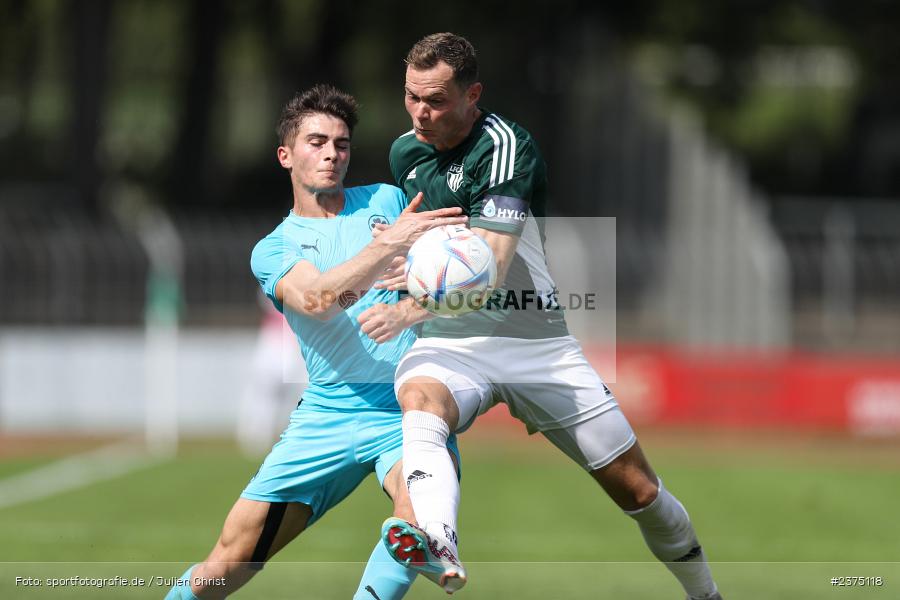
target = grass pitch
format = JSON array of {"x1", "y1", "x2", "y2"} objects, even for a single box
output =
[{"x1": 1, "y1": 428, "x2": 898, "y2": 599}]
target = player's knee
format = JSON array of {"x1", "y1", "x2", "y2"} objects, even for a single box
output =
[
  {"x1": 630, "y1": 477, "x2": 659, "y2": 509},
  {"x1": 398, "y1": 382, "x2": 429, "y2": 410},
  {"x1": 597, "y1": 469, "x2": 659, "y2": 511},
  {"x1": 398, "y1": 381, "x2": 450, "y2": 415}
]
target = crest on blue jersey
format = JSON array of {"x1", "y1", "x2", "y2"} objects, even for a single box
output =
[
  {"x1": 447, "y1": 163, "x2": 464, "y2": 193},
  {"x1": 368, "y1": 214, "x2": 388, "y2": 231}
]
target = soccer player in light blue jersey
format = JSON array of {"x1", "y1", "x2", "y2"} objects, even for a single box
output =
[{"x1": 164, "y1": 84, "x2": 466, "y2": 600}]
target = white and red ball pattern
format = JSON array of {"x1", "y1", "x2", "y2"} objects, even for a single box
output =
[{"x1": 405, "y1": 224, "x2": 497, "y2": 317}]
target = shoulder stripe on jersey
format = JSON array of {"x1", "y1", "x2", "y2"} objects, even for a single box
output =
[
  {"x1": 486, "y1": 116, "x2": 509, "y2": 184},
  {"x1": 494, "y1": 116, "x2": 517, "y2": 182},
  {"x1": 483, "y1": 124, "x2": 502, "y2": 187},
  {"x1": 494, "y1": 119, "x2": 510, "y2": 185},
  {"x1": 484, "y1": 115, "x2": 517, "y2": 186},
  {"x1": 398, "y1": 129, "x2": 415, "y2": 138}
]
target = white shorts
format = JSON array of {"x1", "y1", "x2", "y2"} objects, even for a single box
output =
[{"x1": 395, "y1": 335, "x2": 636, "y2": 471}]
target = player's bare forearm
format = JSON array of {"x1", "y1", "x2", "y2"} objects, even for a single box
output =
[
  {"x1": 470, "y1": 226, "x2": 519, "y2": 286},
  {"x1": 281, "y1": 211, "x2": 466, "y2": 320},
  {"x1": 358, "y1": 296, "x2": 434, "y2": 343},
  {"x1": 398, "y1": 295, "x2": 434, "y2": 327},
  {"x1": 306, "y1": 239, "x2": 399, "y2": 318},
  {"x1": 278, "y1": 240, "x2": 398, "y2": 320}
]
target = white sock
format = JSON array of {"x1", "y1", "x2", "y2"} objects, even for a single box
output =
[
  {"x1": 625, "y1": 479, "x2": 717, "y2": 599},
  {"x1": 402, "y1": 410, "x2": 460, "y2": 554}
]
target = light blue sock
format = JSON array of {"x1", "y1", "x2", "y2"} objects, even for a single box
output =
[
  {"x1": 353, "y1": 540, "x2": 416, "y2": 600},
  {"x1": 164, "y1": 565, "x2": 200, "y2": 600}
]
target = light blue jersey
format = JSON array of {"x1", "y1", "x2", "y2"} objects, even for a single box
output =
[
  {"x1": 251, "y1": 183, "x2": 415, "y2": 412},
  {"x1": 243, "y1": 182, "x2": 460, "y2": 526}
]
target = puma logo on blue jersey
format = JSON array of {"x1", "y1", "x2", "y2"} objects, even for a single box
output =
[{"x1": 300, "y1": 240, "x2": 320, "y2": 253}]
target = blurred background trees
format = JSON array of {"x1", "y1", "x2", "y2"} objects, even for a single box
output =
[
  {"x1": 4, "y1": 0, "x2": 900, "y2": 212},
  {"x1": 1, "y1": 0, "x2": 898, "y2": 349}
]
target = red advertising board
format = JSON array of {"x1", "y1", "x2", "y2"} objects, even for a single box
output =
[
  {"x1": 596, "y1": 346, "x2": 900, "y2": 435},
  {"x1": 478, "y1": 345, "x2": 900, "y2": 436}
]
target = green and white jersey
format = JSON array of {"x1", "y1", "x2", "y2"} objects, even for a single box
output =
[{"x1": 390, "y1": 109, "x2": 569, "y2": 339}]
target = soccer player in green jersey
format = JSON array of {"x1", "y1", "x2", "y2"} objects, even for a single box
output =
[{"x1": 358, "y1": 33, "x2": 722, "y2": 599}]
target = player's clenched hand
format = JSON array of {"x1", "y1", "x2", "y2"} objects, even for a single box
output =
[
  {"x1": 375, "y1": 256, "x2": 407, "y2": 291},
  {"x1": 357, "y1": 302, "x2": 409, "y2": 343},
  {"x1": 375, "y1": 192, "x2": 467, "y2": 255}
]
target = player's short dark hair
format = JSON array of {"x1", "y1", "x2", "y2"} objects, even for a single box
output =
[
  {"x1": 406, "y1": 32, "x2": 479, "y2": 88},
  {"x1": 277, "y1": 84, "x2": 359, "y2": 146}
]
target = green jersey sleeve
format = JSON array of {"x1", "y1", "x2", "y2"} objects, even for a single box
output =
[{"x1": 469, "y1": 137, "x2": 544, "y2": 235}]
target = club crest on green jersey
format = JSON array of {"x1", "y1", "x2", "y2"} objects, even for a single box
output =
[{"x1": 447, "y1": 163, "x2": 464, "y2": 192}]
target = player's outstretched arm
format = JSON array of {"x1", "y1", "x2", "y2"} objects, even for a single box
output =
[
  {"x1": 358, "y1": 296, "x2": 433, "y2": 343},
  {"x1": 276, "y1": 196, "x2": 465, "y2": 321}
]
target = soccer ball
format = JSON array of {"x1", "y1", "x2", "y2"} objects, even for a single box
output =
[{"x1": 406, "y1": 225, "x2": 497, "y2": 317}]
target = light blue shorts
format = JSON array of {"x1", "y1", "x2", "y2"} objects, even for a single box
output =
[{"x1": 241, "y1": 401, "x2": 460, "y2": 526}]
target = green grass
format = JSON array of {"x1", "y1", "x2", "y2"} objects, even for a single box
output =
[{"x1": 1, "y1": 433, "x2": 898, "y2": 598}]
